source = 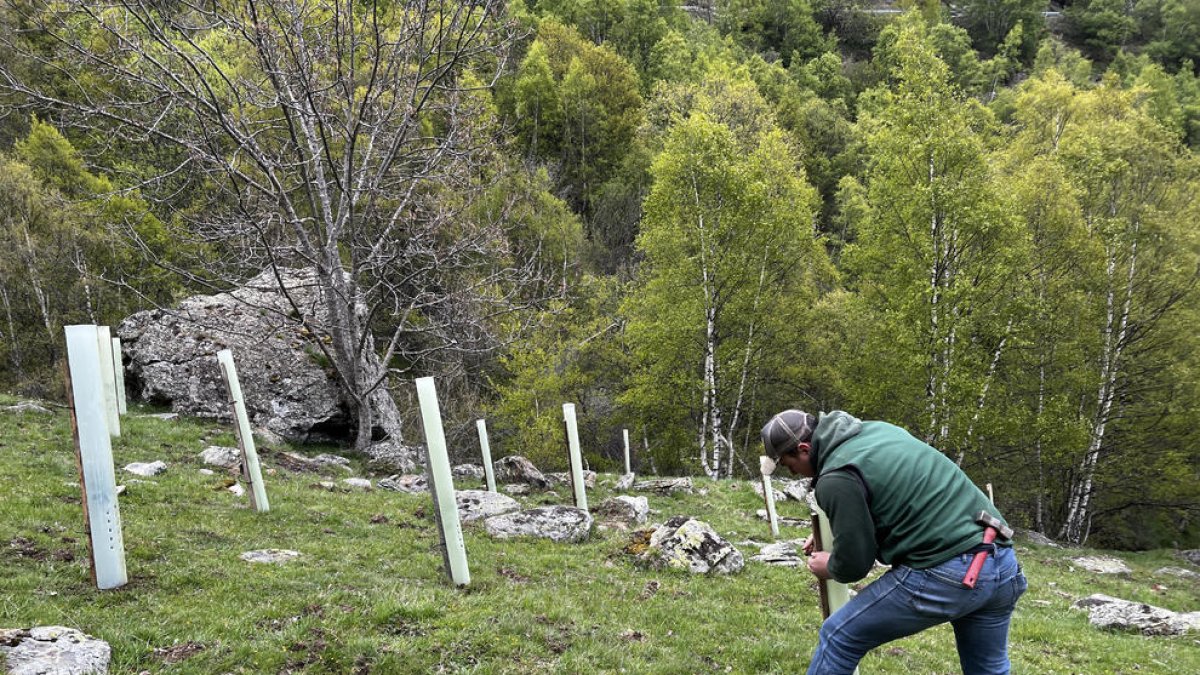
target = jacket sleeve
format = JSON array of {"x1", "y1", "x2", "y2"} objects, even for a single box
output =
[{"x1": 814, "y1": 471, "x2": 877, "y2": 583}]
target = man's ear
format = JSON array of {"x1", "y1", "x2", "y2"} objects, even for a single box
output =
[{"x1": 798, "y1": 441, "x2": 812, "y2": 453}]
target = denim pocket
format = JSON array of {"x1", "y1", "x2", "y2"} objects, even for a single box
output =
[{"x1": 908, "y1": 569, "x2": 965, "y2": 619}]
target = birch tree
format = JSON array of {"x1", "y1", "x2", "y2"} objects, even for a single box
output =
[
  {"x1": 0, "y1": 1, "x2": 554, "y2": 454},
  {"x1": 845, "y1": 14, "x2": 1025, "y2": 461},
  {"x1": 622, "y1": 104, "x2": 826, "y2": 478}
]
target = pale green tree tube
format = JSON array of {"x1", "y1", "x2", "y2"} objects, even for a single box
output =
[
  {"x1": 417, "y1": 377, "x2": 470, "y2": 586},
  {"x1": 217, "y1": 350, "x2": 269, "y2": 512},
  {"x1": 477, "y1": 419, "x2": 497, "y2": 493},
  {"x1": 562, "y1": 403, "x2": 588, "y2": 511}
]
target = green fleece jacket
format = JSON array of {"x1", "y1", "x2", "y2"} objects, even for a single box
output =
[{"x1": 812, "y1": 411, "x2": 1011, "y2": 583}]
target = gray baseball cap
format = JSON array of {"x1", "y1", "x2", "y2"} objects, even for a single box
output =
[{"x1": 761, "y1": 409, "x2": 815, "y2": 464}]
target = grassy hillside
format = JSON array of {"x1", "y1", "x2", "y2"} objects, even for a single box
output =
[{"x1": 1, "y1": 397, "x2": 1197, "y2": 674}]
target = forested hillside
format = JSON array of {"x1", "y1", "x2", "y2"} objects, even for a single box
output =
[{"x1": 0, "y1": 1, "x2": 1197, "y2": 550}]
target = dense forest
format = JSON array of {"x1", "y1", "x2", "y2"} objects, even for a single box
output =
[{"x1": 0, "y1": 0, "x2": 1197, "y2": 550}]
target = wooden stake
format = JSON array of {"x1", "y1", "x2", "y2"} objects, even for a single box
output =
[
  {"x1": 217, "y1": 350, "x2": 269, "y2": 512},
  {"x1": 416, "y1": 377, "x2": 470, "y2": 586},
  {"x1": 65, "y1": 325, "x2": 127, "y2": 590}
]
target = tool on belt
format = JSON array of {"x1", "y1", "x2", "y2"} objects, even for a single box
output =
[{"x1": 961, "y1": 510, "x2": 1014, "y2": 589}]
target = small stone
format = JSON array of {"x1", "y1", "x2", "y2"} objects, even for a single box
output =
[
  {"x1": 615, "y1": 472, "x2": 635, "y2": 491},
  {"x1": 2, "y1": 402, "x2": 53, "y2": 414},
  {"x1": 227, "y1": 484, "x2": 246, "y2": 497},
  {"x1": 313, "y1": 454, "x2": 353, "y2": 472},
  {"x1": 199, "y1": 446, "x2": 240, "y2": 469},
  {"x1": 317, "y1": 481, "x2": 336, "y2": 490},
  {"x1": 750, "y1": 540, "x2": 807, "y2": 567},
  {"x1": 198, "y1": 469, "x2": 215, "y2": 475},
  {"x1": 123, "y1": 461, "x2": 167, "y2": 477},
  {"x1": 115, "y1": 485, "x2": 126, "y2": 496},
  {"x1": 502, "y1": 483, "x2": 531, "y2": 496},
  {"x1": 376, "y1": 474, "x2": 426, "y2": 493},
  {"x1": 143, "y1": 412, "x2": 179, "y2": 422},
  {"x1": 240, "y1": 549, "x2": 300, "y2": 564},
  {"x1": 595, "y1": 496, "x2": 650, "y2": 529},
  {"x1": 342, "y1": 478, "x2": 372, "y2": 490},
  {"x1": 633, "y1": 477, "x2": 693, "y2": 495}
]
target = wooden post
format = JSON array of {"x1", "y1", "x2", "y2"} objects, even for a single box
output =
[
  {"x1": 759, "y1": 456, "x2": 780, "y2": 539},
  {"x1": 95, "y1": 326, "x2": 120, "y2": 437},
  {"x1": 476, "y1": 419, "x2": 496, "y2": 493},
  {"x1": 111, "y1": 337, "x2": 127, "y2": 415},
  {"x1": 623, "y1": 428, "x2": 631, "y2": 475},
  {"x1": 416, "y1": 377, "x2": 470, "y2": 586},
  {"x1": 562, "y1": 403, "x2": 587, "y2": 511},
  {"x1": 811, "y1": 501, "x2": 856, "y2": 672},
  {"x1": 216, "y1": 349, "x2": 269, "y2": 512},
  {"x1": 65, "y1": 325, "x2": 127, "y2": 590}
]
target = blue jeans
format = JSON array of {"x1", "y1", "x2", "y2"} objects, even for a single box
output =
[{"x1": 807, "y1": 546, "x2": 1027, "y2": 675}]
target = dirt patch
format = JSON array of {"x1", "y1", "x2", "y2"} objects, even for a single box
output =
[
  {"x1": 369, "y1": 514, "x2": 389, "y2": 525},
  {"x1": 497, "y1": 566, "x2": 529, "y2": 583},
  {"x1": 153, "y1": 641, "x2": 206, "y2": 664},
  {"x1": 623, "y1": 530, "x2": 653, "y2": 557},
  {"x1": 637, "y1": 580, "x2": 660, "y2": 600},
  {"x1": 7, "y1": 537, "x2": 47, "y2": 560}
]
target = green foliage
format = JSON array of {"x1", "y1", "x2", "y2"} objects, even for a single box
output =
[
  {"x1": 961, "y1": 0, "x2": 1046, "y2": 58},
  {"x1": 622, "y1": 96, "x2": 829, "y2": 476}
]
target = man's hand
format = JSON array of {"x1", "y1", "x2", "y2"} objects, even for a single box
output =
[
  {"x1": 802, "y1": 536, "x2": 814, "y2": 556},
  {"x1": 807, "y1": 551, "x2": 832, "y2": 580}
]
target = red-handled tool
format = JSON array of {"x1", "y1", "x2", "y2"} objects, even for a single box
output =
[{"x1": 962, "y1": 511, "x2": 1014, "y2": 589}]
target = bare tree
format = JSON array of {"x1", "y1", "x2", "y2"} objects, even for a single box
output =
[{"x1": 1, "y1": 0, "x2": 554, "y2": 456}]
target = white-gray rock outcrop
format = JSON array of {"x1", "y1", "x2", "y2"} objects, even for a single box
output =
[
  {"x1": 456, "y1": 490, "x2": 520, "y2": 523},
  {"x1": 1072, "y1": 594, "x2": 1199, "y2": 635},
  {"x1": 1071, "y1": 556, "x2": 1132, "y2": 575},
  {"x1": 484, "y1": 506, "x2": 592, "y2": 543},
  {"x1": 0, "y1": 626, "x2": 110, "y2": 675}
]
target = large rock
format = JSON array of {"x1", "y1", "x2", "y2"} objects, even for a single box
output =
[
  {"x1": 484, "y1": 506, "x2": 592, "y2": 543},
  {"x1": 0, "y1": 626, "x2": 111, "y2": 675},
  {"x1": 116, "y1": 269, "x2": 412, "y2": 467},
  {"x1": 637, "y1": 516, "x2": 744, "y2": 574},
  {"x1": 1, "y1": 402, "x2": 52, "y2": 415},
  {"x1": 1155, "y1": 566, "x2": 1200, "y2": 581},
  {"x1": 494, "y1": 456, "x2": 549, "y2": 490},
  {"x1": 1017, "y1": 529, "x2": 1061, "y2": 548},
  {"x1": 633, "y1": 477, "x2": 693, "y2": 495},
  {"x1": 456, "y1": 490, "x2": 520, "y2": 523},
  {"x1": 594, "y1": 496, "x2": 649, "y2": 529},
  {"x1": 615, "y1": 472, "x2": 635, "y2": 491},
  {"x1": 1072, "y1": 594, "x2": 1200, "y2": 636}
]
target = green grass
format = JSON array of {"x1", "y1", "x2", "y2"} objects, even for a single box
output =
[{"x1": 1, "y1": 395, "x2": 1198, "y2": 674}]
